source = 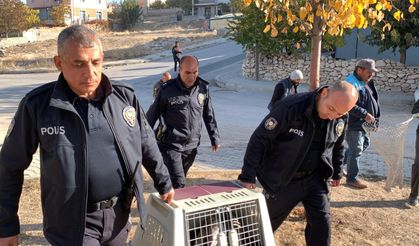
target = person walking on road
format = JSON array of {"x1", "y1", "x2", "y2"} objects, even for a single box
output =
[
  {"x1": 344, "y1": 58, "x2": 380, "y2": 189},
  {"x1": 268, "y1": 69, "x2": 304, "y2": 111},
  {"x1": 172, "y1": 41, "x2": 182, "y2": 72},
  {"x1": 0, "y1": 25, "x2": 174, "y2": 246},
  {"x1": 239, "y1": 81, "x2": 358, "y2": 246},
  {"x1": 407, "y1": 91, "x2": 419, "y2": 207},
  {"x1": 147, "y1": 55, "x2": 221, "y2": 189},
  {"x1": 153, "y1": 71, "x2": 172, "y2": 97}
]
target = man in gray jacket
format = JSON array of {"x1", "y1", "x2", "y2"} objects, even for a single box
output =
[
  {"x1": 268, "y1": 69, "x2": 304, "y2": 111},
  {"x1": 0, "y1": 25, "x2": 174, "y2": 246}
]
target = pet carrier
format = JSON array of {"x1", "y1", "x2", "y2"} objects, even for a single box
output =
[{"x1": 131, "y1": 181, "x2": 275, "y2": 246}]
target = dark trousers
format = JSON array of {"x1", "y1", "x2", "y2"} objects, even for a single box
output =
[
  {"x1": 410, "y1": 131, "x2": 419, "y2": 199},
  {"x1": 173, "y1": 56, "x2": 180, "y2": 71},
  {"x1": 83, "y1": 202, "x2": 131, "y2": 246},
  {"x1": 265, "y1": 173, "x2": 331, "y2": 246},
  {"x1": 160, "y1": 146, "x2": 198, "y2": 189}
]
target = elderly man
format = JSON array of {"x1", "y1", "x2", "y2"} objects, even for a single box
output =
[
  {"x1": 239, "y1": 81, "x2": 358, "y2": 246},
  {"x1": 0, "y1": 25, "x2": 174, "y2": 246},
  {"x1": 407, "y1": 91, "x2": 419, "y2": 207},
  {"x1": 268, "y1": 69, "x2": 304, "y2": 111},
  {"x1": 147, "y1": 55, "x2": 221, "y2": 189},
  {"x1": 344, "y1": 58, "x2": 380, "y2": 189}
]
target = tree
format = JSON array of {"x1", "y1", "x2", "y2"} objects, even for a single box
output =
[
  {"x1": 227, "y1": 2, "x2": 346, "y2": 56},
  {"x1": 166, "y1": 0, "x2": 192, "y2": 13},
  {"x1": 50, "y1": 0, "x2": 71, "y2": 26},
  {"x1": 365, "y1": 0, "x2": 419, "y2": 64},
  {"x1": 149, "y1": 0, "x2": 167, "y2": 9},
  {"x1": 0, "y1": 0, "x2": 40, "y2": 37},
  {"x1": 244, "y1": 0, "x2": 416, "y2": 91},
  {"x1": 110, "y1": 0, "x2": 143, "y2": 30}
]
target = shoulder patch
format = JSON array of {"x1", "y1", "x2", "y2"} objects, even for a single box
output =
[
  {"x1": 335, "y1": 121, "x2": 345, "y2": 137},
  {"x1": 123, "y1": 106, "x2": 136, "y2": 127},
  {"x1": 264, "y1": 117, "x2": 278, "y2": 130}
]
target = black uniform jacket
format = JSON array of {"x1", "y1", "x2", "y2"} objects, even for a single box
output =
[
  {"x1": 0, "y1": 74, "x2": 172, "y2": 245},
  {"x1": 239, "y1": 87, "x2": 347, "y2": 195},
  {"x1": 147, "y1": 76, "x2": 220, "y2": 151}
]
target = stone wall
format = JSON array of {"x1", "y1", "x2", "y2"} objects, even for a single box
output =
[{"x1": 242, "y1": 50, "x2": 419, "y2": 93}]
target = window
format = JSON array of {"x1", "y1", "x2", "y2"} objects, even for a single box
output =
[
  {"x1": 80, "y1": 10, "x2": 86, "y2": 21},
  {"x1": 96, "y1": 11, "x2": 102, "y2": 20}
]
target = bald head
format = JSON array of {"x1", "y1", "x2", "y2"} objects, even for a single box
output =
[
  {"x1": 179, "y1": 55, "x2": 199, "y2": 88},
  {"x1": 161, "y1": 72, "x2": 172, "y2": 82},
  {"x1": 317, "y1": 81, "x2": 358, "y2": 120}
]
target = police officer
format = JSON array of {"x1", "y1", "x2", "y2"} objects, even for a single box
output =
[
  {"x1": 147, "y1": 55, "x2": 221, "y2": 189},
  {"x1": 267, "y1": 69, "x2": 304, "y2": 111},
  {"x1": 153, "y1": 71, "x2": 172, "y2": 97},
  {"x1": 0, "y1": 25, "x2": 174, "y2": 246},
  {"x1": 239, "y1": 81, "x2": 358, "y2": 246},
  {"x1": 172, "y1": 41, "x2": 182, "y2": 72}
]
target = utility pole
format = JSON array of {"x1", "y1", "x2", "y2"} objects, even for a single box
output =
[{"x1": 191, "y1": 0, "x2": 194, "y2": 15}]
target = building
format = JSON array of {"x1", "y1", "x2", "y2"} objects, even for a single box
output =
[
  {"x1": 27, "y1": 0, "x2": 108, "y2": 25},
  {"x1": 193, "y1": 0, "x2": 229, "y2": 18}
]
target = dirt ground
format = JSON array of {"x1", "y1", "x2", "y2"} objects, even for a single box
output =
[
  {"x1": 17, "y1": 168, "x2": 418, "y2": 246},
  {"x1": 0, "y1": 20, "x2": 220, "y2": 73}
]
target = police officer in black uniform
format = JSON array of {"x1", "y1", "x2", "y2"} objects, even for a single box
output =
[
  {"x1": 239, "y1": 81, "x2": 358, "y2": 246},
  {"x1": 172, "y1": 41, "x2": 182, "y2": 72},
  {"x1": 0, "y1": 25, "x2": 174, "y2": 246},
  {"x1": 147, "y1": 55, "x2": 221, "y2": 189}
]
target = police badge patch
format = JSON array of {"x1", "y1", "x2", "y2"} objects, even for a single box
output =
[
  {"x1": 264, "y1": 117, "x2": 278, "y2": 130},
  {"x1": 335, "y1": 121, "x2": 345, "y2": 137},
  {"x1": 123, "y1": 106, "x2": 136, "y2": 127},
  {"x1": 197, "y1": 93, "x2": 206, "y2": 106}
]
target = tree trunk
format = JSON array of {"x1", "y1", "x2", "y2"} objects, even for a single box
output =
[
  {"x1": 309, "y1": 15, "x2": 323, "y2": 91},
  {"x1": 399, "y1": 47, "x2": 406, "y2": 64}
]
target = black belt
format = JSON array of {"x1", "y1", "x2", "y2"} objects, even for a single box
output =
[
  {"x1": 292, "y1": 170, "x2": 315, "y2": 180},
  {"x1": 87, "y1": 196, "x2": 119, "y2": 213}
]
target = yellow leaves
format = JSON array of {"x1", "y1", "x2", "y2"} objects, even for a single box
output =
[
  {"x1": 348, "y1": 14, "x2": 356, "y2": 26},
  {"x1": 295, "y1": 42, "x2": 301, "y2": 49},
  {"x1": 316, "y1": 7, "x2": 322, "y2": 17},
  {"x1": 271, "y1": 26, "x2": 278, "y2": 37},
  {"x1": 307, "y1": 14, "x2": 314, "y2": 23},
  {"x1": 409, "y1": 5, "x2": 416, "y2": 13},
  {"x1": 263, "y1": 24, "x2": 271, "y2": 33},
  {"x1": 243, "y1": 0, "x2": 252, "y2": 7},
  {"x1": 305, "y1": 2, "x2": 313, "y2": 12},
  {"x1": 393, "y1": 10, "x2": 402, "y2": 21},
  {"x1": 382, "y1": 1, "x2": 392, "y2": 11},
  {"x1": 375, "y1": 2, "x2": 382, "y2": 11},
  {"x1": 355, "y1": 15, "x2": 365, "y2": 29},
  {"x1": 368, "y1": 9, "x2": 377, "y2": 19},
  {"x1": 382, "y1": 23, "x2": 391, "y2": 32},
  {"x1": 281, "y1": 28, "x2": 288, "y2": 34},
  {"x1": 409, "y1": 0, "x2": 415, "y2": 4},
  {"x1": 277, "y1": 14, "x2": 283, "y2": 22},
  {"x1": 356, "y1": 3, "x2": 364, "y2": 13},
  {"x1": 299, "y1": 7, "x2": 308, "y2": 20},
  {"x1": 292, "y1": 26, "x2": 299, "y2": 33},
  {"x1": 377, "y1": 11, "x2": 385, "y2": 22}
]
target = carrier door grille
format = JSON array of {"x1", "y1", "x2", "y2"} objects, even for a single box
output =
[{"x1": 185, "y1": 200, "x2": 263, "y2": 246}]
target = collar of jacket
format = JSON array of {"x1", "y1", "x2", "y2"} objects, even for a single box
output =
[
  {"x1": 303, "y1": 86, "x2": 327, "y2": 121},
  {"x1": 49, "y1": 73, "x2": 113, "y2": 110},
  {"x1": 353, "y1": 71, "x2": 366, "y2": 85},
  {"x1": 175, "y1": 75, "x2": 201, "y2": 92}
]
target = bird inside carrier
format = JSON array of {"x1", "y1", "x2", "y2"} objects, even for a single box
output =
[{"x1": 131, "y1": 181, "x2": 275, "y2": 246}]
